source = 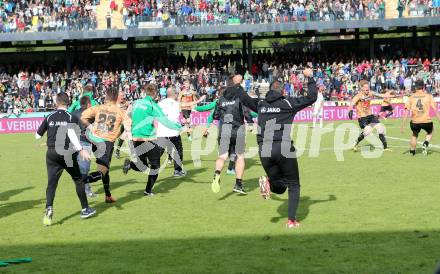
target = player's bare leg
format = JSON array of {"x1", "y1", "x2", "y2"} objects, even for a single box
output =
[
  {"x1": 214, "y1": 153, "x2": 228, "y2": 173},
  {"x1": 233, "y1": 154, "x2": 246, "y2": 194},
  {"x1": 212, "y1": 153, "x2": 228, "y2": 193},
  {"x1": 410, "y1": 135, "x2": 418, "y2": 156},
  {"x1": 374, "y1": 123, "x2": 390, "y2": 151},
  {"x1": 353, "y1": 126, "x2": 372, "y2": 152}
]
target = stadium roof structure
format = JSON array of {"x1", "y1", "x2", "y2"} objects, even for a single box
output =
[{"x1": 1, "y1": 17, "x2": 440, "y2": 42}]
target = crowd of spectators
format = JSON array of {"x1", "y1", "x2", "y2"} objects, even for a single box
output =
[
  {"x1": 406, "y1": 0, "x2": 440, "y2": 17},
  {"x1": 0, "y1": 0, "x2": 99, "y2": 33},
  {"x1": 2, "y1": 0, "x2": 440, "y2": 33},
  {"x1": 122, "y1": 0, "x2": 388, "y2": 28},
  {"x1": 1, "y1": 48, "x2": 440, "y2": 115}
]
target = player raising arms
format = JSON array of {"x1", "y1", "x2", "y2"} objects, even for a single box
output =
[
  {"x1": 379, "y1": 90, "x2": 394, "y2": 120},
  {"x1": 348, "y1": 80, "x2": 393, "y2": 151},
  {"x1": 81, "y1": 87, "x2": 131, "y2": 203},
  {"x1": 257, "y1": 68, "x2": 317, "y2": 228},
  {"x1": 179, "y1": 81, "x2": 197, "y2": 141},
  {"x1": 401, "y1": 79, "x2": 440, "y2": 156}
]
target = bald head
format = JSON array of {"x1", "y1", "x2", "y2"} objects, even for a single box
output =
[{"x1": 167, "y1": 87, "x2": 178, "y2": 99}]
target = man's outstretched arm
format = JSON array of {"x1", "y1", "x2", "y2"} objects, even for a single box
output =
[{"x1": 287, "y1": 68, "x2": 318, "y2": 112}]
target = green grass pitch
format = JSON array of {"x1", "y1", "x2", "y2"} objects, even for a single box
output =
[{"x1": 1, "y1": 119, "x2": 440, "y2": 273}]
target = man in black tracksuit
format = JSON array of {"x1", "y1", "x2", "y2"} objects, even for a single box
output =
[
  {"x1": 256, "y1": 68, "x2": 317, "y2": 228},
  {"x1": 211, "y1": 75, "x2": 258, "y2": 195},
  {"x1": 36, "y1": 93, "x2": 96, "y2": 226}
]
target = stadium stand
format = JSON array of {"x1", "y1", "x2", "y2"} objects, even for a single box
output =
[
  {"x1": 1, "y1": 0, "x2": 440, "y2": 34},
  {"x1": 0, "y1": 0, "x2": 100, "y2": 33},
  {"x1": 1, "y1": 47, "x2": 440, "y2": 114}
]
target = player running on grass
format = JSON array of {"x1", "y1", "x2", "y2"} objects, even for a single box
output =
[
  {"x1": 193, "y1": 89, "x2": 257, "y2": 176},
  {"x1": 379, "y1": 90, "x2": 394, "y2": 120},
  {"x1": 211, "y1": 74, "x2": 258, "y2": 195},
  {"x1": 401, "y1": 79, "x2": 440, "y2": 156},
  {"x1": 194, "y1": 90, "x2": 238, "y2": 175},
  {"x1": 257, "y1": 68, "x2": 317, "y2": 229},
  {"x1": 348, "y1": 80, "x2": 394, "y2": 152},
  {"x1": 80, "y1": 87, "x2": 131, "y2": 204},
  {"x1": 179, "y1": 81, "x2": 197, "y2": 141},
  {"x1": 122, "y1": 84, "x2": 183, "y2": 196},
  {"x1": 36, "y1": 93, "x2": 95, "y2": 226}
]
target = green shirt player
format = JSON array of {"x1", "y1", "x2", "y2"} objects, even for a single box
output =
[{"x1": 122, "y1": 84, "x2": 182, "y2": 196}]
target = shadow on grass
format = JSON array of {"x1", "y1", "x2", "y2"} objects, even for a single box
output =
[
  {"x1": 94, "y1": 179, "x2": 138, "y2": 195},
  {"x1": 0, "y1": 198, "x2": 44, "y2": 219},
  {"x1": 0, "y1": 187, "x2": 34, "y2": 202},
  {"x1": 54, "y1": 189, "x2": 147, "y2": 225},
  {"x1": 154, "y1": 167, "x2": 209, "y2": 194},
  {"x1": 53, "y1": 209, "x2": 97, "y2": 226},
  {"x1": 95, "y1": 189, "x2": 146, "y2": 213},
  {"x1": 270, "y1": 195, "x2": 337, "y2": 223},
  {"x1": 54, "y1": 179, "x2": 140, "y2": 224},
  {"x1": 401, "y1": 148, "x2": 440, "y2": 155},
  {"x1": 218, "y1": 192, "x2": 235, "y2": 200},
  {"x1": 2, "y1": 231, "x2": 440, "y2": 273},
  {"x1": 93, "y1": 167, "x2": 209, "y2": 216},
  {"x1": 82, "y1": 167, "x2": 211, "y2": 223}
]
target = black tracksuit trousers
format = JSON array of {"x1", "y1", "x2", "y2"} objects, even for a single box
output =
[
  {"x1": 258, "y1": 141, "x2": 300, "y2": 220},
  {"x1": 45, "y1": 148, "x2": 88, "y2": 209}
]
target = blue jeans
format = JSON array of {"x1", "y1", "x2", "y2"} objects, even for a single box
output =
[
  {"x1": 77, "y1": 141, "x2": 92, "y2": 176},
  {"x1": 375, "y1": 84, "x2": 382, "y2": 93}
]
